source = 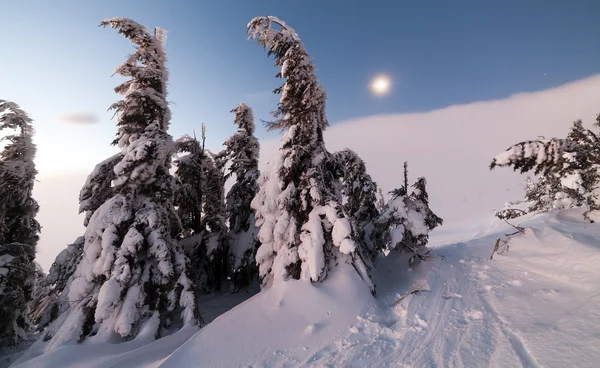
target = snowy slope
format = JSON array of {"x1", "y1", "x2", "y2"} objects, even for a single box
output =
[
  {"x1": 302, "y1": 209, "x2": 600, "y2": 367},
  {"x1": 11, "y1": 208, "x2": 600, "y2": 367}
]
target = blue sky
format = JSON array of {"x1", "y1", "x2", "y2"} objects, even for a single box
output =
[{"x1": 1, "y1": 0, "x2": 599, "y2": 174}]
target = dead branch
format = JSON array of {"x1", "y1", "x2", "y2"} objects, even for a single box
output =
[
  {"x1": 504, "y1": 219, "x2": 525, "y2": 234},
  {"x1": 490, "y1": 238, "x2": 501, "y2": 260},
  {"x1": 389, "y1": 289, "x2": 431, "y2": 308}
]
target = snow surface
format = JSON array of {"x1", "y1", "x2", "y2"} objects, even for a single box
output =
[{"x1": 9, "y1": 207, "x2": 600, "y2": 367}]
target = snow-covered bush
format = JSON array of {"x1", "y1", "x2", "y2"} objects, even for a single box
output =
[
  {"x1": 0, "y1": 100, "x2": 40, "y2": 346},
  {"x1": 46, "y1": 18, "x2": 199, "y2": 347},
  {"x1": 223, "y1": 104, "x2": 260, "y2": 291},
  {"x1": 372, "y1": 164, "x2": 443, "y2": 264},
  {"x1": 248, "y1": 16, "x2": 372, "y2": 291},
  {"x1": 491, "y1": 118, "x2": 600, "y2": 221}
]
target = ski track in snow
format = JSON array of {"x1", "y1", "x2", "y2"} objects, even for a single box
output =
[{"x1": 303, "y1": 211, "x2": 600, "y2": 368}]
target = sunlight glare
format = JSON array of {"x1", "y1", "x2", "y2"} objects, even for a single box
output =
[{"x1": 370, "y1": 75, "x2": 392, "y2": 96}]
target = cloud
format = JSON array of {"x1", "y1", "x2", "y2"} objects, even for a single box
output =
[{"x1": 58, "y1": 112, "x2": 100, "y2": 125}]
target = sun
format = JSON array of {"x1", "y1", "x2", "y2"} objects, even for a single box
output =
[{"x1": 370, "y1": 75, "x2": 392, "y2": 96}]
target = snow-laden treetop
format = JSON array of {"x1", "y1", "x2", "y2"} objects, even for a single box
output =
[
  {"x1": 0, "y1": 100, "x2": 34, "y2": 136},
  {"x1": 231, "y1": 103, "x2": 255, "y2": 135},
  {"x1": 99, "y1": 18, "x2": 171, "y2": 147},
  {"x1": 247, "y1": 16, "x2": 328, "y2": 135}
]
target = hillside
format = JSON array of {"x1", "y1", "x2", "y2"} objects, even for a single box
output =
[{"x1": 9, "y1": 208, "x2": 600, "y2": 367}]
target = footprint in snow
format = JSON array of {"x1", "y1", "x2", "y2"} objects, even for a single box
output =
[
  {"x1": 506, "y1": 279, "x2": 523, "y2": 287},
  {"x1": 475, "y1": 271, "x2": 489, "y2": 280},
  {"x1": 465, "y1": 310, "x2": 484, "y2": 320},
  {"x1": 414, "y1": 314, "x2": 428, "y2": 329},
  {"x1": 442, "y1": 293, "x2": 463, "y2": 300},
  {"x1": 305, "y1": 323, "x2": 323, "y2": 333}
]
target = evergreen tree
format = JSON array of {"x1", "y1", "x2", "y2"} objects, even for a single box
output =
[
  {"x1": 30, "y1": 237, "x2": 85, "y2": 331},
  {"x1": 333, "y1": 149, "x2": 379, "y2": 253},
  {"x1": 223, "y1": 104, "x2": 260, "y2": 291},
  {"x1": 200, "y1": 149, "x2": 228, "y2": 291},
  {"x1": 47, "y1": 18, "x2": 199, "y2": 347},
  {"x1": 372, "y1": 164, "x2": 442, "y2": 264},
  {"x1": 491, "y1": 118, "x2": 600, "y2": 221},
  {"x1": 0, "y1": 100, "x2": 40, "y2": 346},
  {"x1": 27, "y1": 263, "x2": 57, "y2": 331},
  {"x1": 79, "y1": 153, "x2": 123, "y2": 226},
  {"x1": 248, "y1": 16, "x2": 371, "y2": 290},
  {"x1": 174, "y1": 127, "x2": 209, "y2": 236}
]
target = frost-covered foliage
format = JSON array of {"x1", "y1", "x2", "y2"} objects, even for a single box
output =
[
  {"x1": 491, "y1": 118, "x2": 600, "y2": 221},
  {"x1": 174, "y1": 124, "x2": 230, "y2": 292},
  {"x1": 332, "y1": 149, "x2": 380, "y2": 292},
  {"x1": 79, "y1": 153, "x2": 123, "y2": 226},
  {"x1": 0, "y1": 100, "x2": 40, "y2": 346},
  {"x1": 223, "y1": 104, "x2": 260, "y2": 290},
  {"x1": 248, "y1": 17, "x2": 371, "y2": 290},
  {"x1": 372, "y1": 164, "x2": 443, "y2": 263},
  {"x1": 333, "y1": 150, "x2": 380, "y2": 252},
  {"x1": 46, "y1": 236, "x2": 85, "y2": 294},
  {"x1": 46, "y1": 18, "x2": 199, "y2": 348},
  {"x1": 29, "y1": 237, "x2": 85, "y2": 331},
  {"x1": 174, "y1": 129, "x2": 210, "y2": 236},
  {"x1": 28, "y1": 263, "x2": 57, "y2": 331}
]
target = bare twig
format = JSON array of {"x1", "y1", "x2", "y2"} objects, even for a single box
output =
[
  {"x1": 389, "y1": 289, "x2": 431, "y2": 308},
  {"x1": 504, "y1": 219, "x2": 525, "y2": 234},
  {"x1": 490, "y1": 238, "x2": 501, "y2": 260}
]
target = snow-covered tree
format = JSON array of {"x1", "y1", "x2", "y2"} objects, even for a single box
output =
[
  {"x1": 0, "y1": 100, "x2": 40, "y2": 346},
  {"x1": 28, "y1": 263, "x2": 56, "y2": 331},
  {"x1": 491, "y1": 118, "x2": 600, "y2": 221},
  {"x1": 200, "y1": 149, "x2": 228, "y2": 291},
  {"x1": 174, "y1": 127, "x2": 209, "y2": 236},
  {"x1": 222, "y1": 104, "x2": 260, "y2": 290},
  {"x1": 46, "y1": 19, "x2": 199, "y2": 347},
  {"x1": 333, "y1": 149, "x2": 380, "y2": 252},
  {"x1": 29, "y1": 237, "x2": 85, "y2": 331},
  {"x1": 248, "y1": 16, "x2": 372, "y2": 291},
  {"x1": 79, "y1": 153, "x2": 123, "y2": 226},
  {"x1": 46, "y1": 236, "x2": 85, "y2": 295},
  {"x1": 372, "y1": 164, "x2": 442, "y2": 264}
]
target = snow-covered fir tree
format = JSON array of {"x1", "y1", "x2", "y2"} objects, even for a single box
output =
[
  {"x1": 27, "y1": 263, "x2": 56, "y2": 331},
  {"x1": 28, "y1": 236, "x2": 85, "y2": 331},
  {"x1": 372, "y1": 164, "x2": 443, "y2": 264},
  {"x1": 174, "y1": 128, "x2": 209, "y2": 236},
  {"x1": 0, "y1": 100, "x2": 40, "y2": 346},
  {"x1": 491, "y1": 118, "x2": 600, "y2": 221},
  {"x1": 200, "y1": 149, "x2": 228, "y2": 291},
  {"x1": 79, "y1": 153, "x2": 123, "y2": 226},
  {"x1": 222, "y1": 104, "x2": 260, "y2": 291},
  {"x1": 46, "y1": 19, "x2": 199, "y2": 347},
  {"x1": 333, "y1": 149, "x2": 380, "y2": 253},
  {"x1": 173, "y1": 125, "x2": 229, "y2": 292},
  {"x1": 248, "y1": 16, "x2": 372, "y2": 291}
]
